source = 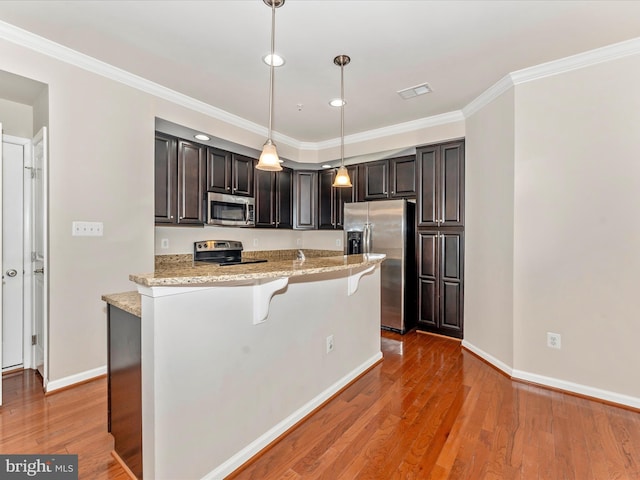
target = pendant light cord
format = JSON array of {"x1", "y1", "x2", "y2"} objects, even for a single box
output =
[
  {"x1": 267, "y1": 1, "x2": 276, "y2": 143},
  {"x1": 340, "y1": 61, "x2": 345, "y2": 167}
]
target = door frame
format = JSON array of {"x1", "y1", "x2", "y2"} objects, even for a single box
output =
[{"x1": 2, "y1": 135, "x2": 34, "y2": 372}]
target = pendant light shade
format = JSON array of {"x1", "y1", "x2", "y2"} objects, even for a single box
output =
[
  {"x1": 257, "y1": 0, "x2": 284, "y2": 171},
  {"x1": 332, "y1": 54, "x2": 352, "y2": 187}
]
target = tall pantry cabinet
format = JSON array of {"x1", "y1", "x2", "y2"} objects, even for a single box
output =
[{"x1": 416, "y1": 140, "x2": 465, "y2": 338}]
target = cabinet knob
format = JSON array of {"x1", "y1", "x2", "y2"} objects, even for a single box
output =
[{"x1": 227, "y1": 187, "x2": 231, "y2": 191}]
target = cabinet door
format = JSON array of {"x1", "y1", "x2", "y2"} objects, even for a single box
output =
[
  {"x1": 417, "y1": 146, "x2": 438, "y2": 227},
  {"x1": 362, "y1": 160, "x2": 389, "y2": 200},
  {"x1": 293, "y1": 171, "x2": 317, "y2": 230},
  {"x1": 318, "y1": 169, "x2": 337, "y2": 229},
  {"x1": 390, "y1": 156, "x2": 416, "y2": 198},
  {"x1": 177, "y1": 140, "x2": 206, "y2": 224},
  {"x1": 206, "y1": 147, "x2": 232, "y2": 194},
  {"x1": 418, "y1": 232, "x2": 438, "y2": 328},
  {"x1": 440, "y1": 142, "x2": 464, "y2": 226},
  {"x1": 232, "y1": 154, "x2": 254, "y2": 197},
  {"x1": 154, "y1": 134, "x2": 177, "y2": 224},
  {"x1": 276, "y1": 167, "x2": 293, "y2": 229},
  {"x1": 254, "y1": 169, "x2": 275, "y2": 227},
  {"x1": 439, "y1": 231, "x2": 464, "y2": 336},
  {"x1": 417, "y1": 141, "x2": 465, "y2": 227},
  {"x1": 417, "y1": 230, "x2": 464, "y2": 338}
]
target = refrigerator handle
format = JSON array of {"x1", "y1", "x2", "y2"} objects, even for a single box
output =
[{"x1": 363, "y1": 222, "x2": 372, "y2": 254}]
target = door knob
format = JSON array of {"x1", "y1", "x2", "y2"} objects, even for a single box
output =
[{"x1": 5, "y1": 269, "x2": 17, "y2": 277}]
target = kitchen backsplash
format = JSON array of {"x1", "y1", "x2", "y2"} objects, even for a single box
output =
[{"x1": 155, "y1": 226, "x2": 343, "y2": 255}]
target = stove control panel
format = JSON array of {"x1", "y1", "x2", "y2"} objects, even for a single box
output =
[{"x1": 194, "y1": 240, "x2": 244, "y2": 252}]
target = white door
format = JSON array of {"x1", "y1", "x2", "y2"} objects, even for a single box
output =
[
  {"x1": 32, "y1": 127, "x2": 47, "y2": 386},
  {"x1": 2, "y1": 137, "x2": 26, "y2": 371},
  {"x1": 0, "y1": 121, "x2": 3, "y2": 405}
]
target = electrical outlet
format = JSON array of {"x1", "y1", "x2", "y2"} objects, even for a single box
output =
[
  {"x1": 253, "y1": 238, "x2": 259, "y2": 246},
  {"x1": 160, "y1": 238, "x2": 169, "y2": 249},
  {"x1": 326, "y1": 334, "x2": 334, "y2": 354},
  {"x1": 72, "y1": 221, "x2": 103, "y2": 237},
  {"x1": 547, "y1": 332, "x2": 561, "y2": 349},
  {"x1": 335, "y1": 239, "x2": 342, "y2": 247}
]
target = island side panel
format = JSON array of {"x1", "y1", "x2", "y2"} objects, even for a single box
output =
[{"x1": 139, "y1": 266, "x2": 381, "y2": 480}]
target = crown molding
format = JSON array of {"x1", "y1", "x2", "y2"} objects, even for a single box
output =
[
  {"x1": 0, "y1": 20, "x2": 296, "y2": 145},
  {"x1": 510, "y1": 36, "x2": 640, "y2": 86},
  {"x1": 463, "y1": 36, "x2": 640, "y2": 118},
  {"x1": 3, "y1": 20, "x2": 639, "y2": 150},
  {"x1": 462, "y1": 74, "x2": 515, "y2": 118},
  {"x1": 0, "y1": 20, "x2": 465, "y2": 152},
  {"x1": 307, "y1": 110, "x2": 465, "y2": 151}
]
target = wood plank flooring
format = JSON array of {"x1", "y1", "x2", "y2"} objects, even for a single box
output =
[{"x1": 2, "y1": 330, "x2": 639, "y2": 479}]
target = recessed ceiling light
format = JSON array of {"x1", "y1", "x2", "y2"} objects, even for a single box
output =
[
  {"x1": 322, "y1": 164, "x2": 333, "y2": 168},
  {"x1": 397, "y1": 82, "x2": 432, "y2": 100},
  {"x1": 263, "y1": 53, "x2": 285, "y2": 67},
  {"x1": 194, "y1": 134, "x2": 210, "y2": 141},
  {"x1": 329, "y1": 99, "x2": 346, "y2": 107}
]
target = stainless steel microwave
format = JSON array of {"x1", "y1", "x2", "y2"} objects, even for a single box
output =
[{"x1": 207, "y1": 192, "x2": 255, "y2": 227}]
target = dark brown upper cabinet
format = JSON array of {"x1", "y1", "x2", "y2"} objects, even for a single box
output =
[
  {"x1": 293, "y1": 170, "x2": 317, "y2": 230},
  {"x1": 318, "y1": 165, "x2": 358, "y2": 230},
  {"x1": 417, "y1": 141, "x2": 464, "y2": 228},
  {"x1": 154, "y1": 133, "x2": 177, "y2": 224},
  {"x1": 206, "y1": 149, "x2": 254, "y2": 197},
  {"x1": 154, "y1": 133, "x2": 206, "y2": 225},
  {"x1": 255, "y1": 167, "x2": 293, "y2": 229},
  {"x1": 360, "y1": 156, "x2": 416, "y2": 201}
]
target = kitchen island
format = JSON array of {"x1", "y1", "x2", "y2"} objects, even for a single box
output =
[{"x1": 119, "y1": 252, "x2": 384, "y2": 479}]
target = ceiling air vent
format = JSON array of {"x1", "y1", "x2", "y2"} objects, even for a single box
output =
[{"x1": 397, "y1": 82, "x2": 432, "y2": 100}]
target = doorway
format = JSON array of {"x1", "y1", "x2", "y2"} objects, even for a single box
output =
[{"x1": 2, "y1": 135, "x2": 32, "y2": 373}]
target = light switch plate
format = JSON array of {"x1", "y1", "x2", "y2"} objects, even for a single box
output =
[{"x1": 72, "y1": 221, "x2": 103, "y2": 237}]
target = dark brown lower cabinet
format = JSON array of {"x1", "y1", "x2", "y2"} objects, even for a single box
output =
[
  {"x1": 417, "y1": 230, "x2": 464, "y2": 338},
  {"x1": 107, "y1": 305, "x2": 142, "y2": 479}
]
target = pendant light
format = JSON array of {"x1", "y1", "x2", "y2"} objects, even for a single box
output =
[
  {"x1": 257, "y1": 0, "x2": 284, "y2": 171},
  {"x1": 332, "y1": 55, "x2": 352, "y2": 187}
]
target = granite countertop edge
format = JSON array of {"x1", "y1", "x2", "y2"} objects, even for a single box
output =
[
  {"x1": 131, "y1": 253, "x2": 385, "y2": 288},
  {"x1": 102, "y1": 291, "x2": 141, "y2": 317}
]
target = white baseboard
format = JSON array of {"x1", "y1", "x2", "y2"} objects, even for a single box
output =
[
  {"x1": 45, "y1": 365, "x2": 107, "y2": 393},
  {"x1": 461, "y1": 340, "x2": 640, "y2": 410},
  {"x1": 202, "y1": 352, "x2": 383, "y2": 480}
]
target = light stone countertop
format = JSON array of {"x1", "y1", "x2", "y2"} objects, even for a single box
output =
[
  {"x1": 102, "y1": 291, "x2": 141, "y2": 317},
  {"x1": 130, "y1": 253, "x2": 385, "y2": 287}
]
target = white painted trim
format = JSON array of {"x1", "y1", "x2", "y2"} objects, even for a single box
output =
[
  {"x1": 462, "y1": 75, "x2": 514, "y2": 119},
  {"x1": 2, "y1": 22, "x2": 640, "y2": 152},
  {"x1": 202, "y1": 352, "x2": 383, "y2": 480},
  {"x1": 511, "y1": 369, "x2": 640, "y2": 410},
  {"x1": 462, "y1": 340, "x2": 640, "y2": 410},
  {"x1": 0, "y1": 20, "x2": 460, "y2": 150},
  {"x1": 461, "y1": 340, "x2": 514, "y2": 377},
  {"x1": 510, "y1": 36, "x2": 640, "y2": 86},
  {"x1": 45, "y1": 365, "x2": 107, "y2": 393},
  {"x1": 463, "y1": 37, "x2": 640, "y2": 118}
]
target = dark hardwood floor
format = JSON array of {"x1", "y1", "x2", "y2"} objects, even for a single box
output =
[{"x1": 2, "y1": 331, "x2": 639, "y2": 479}]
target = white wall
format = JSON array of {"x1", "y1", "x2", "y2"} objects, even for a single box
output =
[
  {"x1": 512, "y1": 53, "x2": 640, "y2": 398},
  {"x1": 466, "y1": 52, "x2": 640, "y2": 404},
  {"x1": 464, "y1": 89, "x2": 515, "y2": 367},
  {"x1": 0, "y1": 98, "x2": 32, "y2": 137}
]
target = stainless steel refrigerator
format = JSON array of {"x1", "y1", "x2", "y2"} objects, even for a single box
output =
[{"x1": 343, "y1": 199, "x2": 416, "y2": 333}]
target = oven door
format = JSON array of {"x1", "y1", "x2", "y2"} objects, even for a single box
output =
[{"x1": 207, "y1": 192, "x2": 255, "y2": 227}]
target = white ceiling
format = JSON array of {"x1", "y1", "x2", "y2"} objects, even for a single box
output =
[{"x1": 1, "y1": 1, "x2": 640, "y2": 144}]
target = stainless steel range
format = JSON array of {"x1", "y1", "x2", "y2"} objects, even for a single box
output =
[{"x1": 193, "y1": 240, "x2": 267, "y2": 266}]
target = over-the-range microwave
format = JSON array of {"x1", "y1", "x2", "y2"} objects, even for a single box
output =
[{"x1": 207, "y1": 192, "x2": 255, "y2": 227}]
